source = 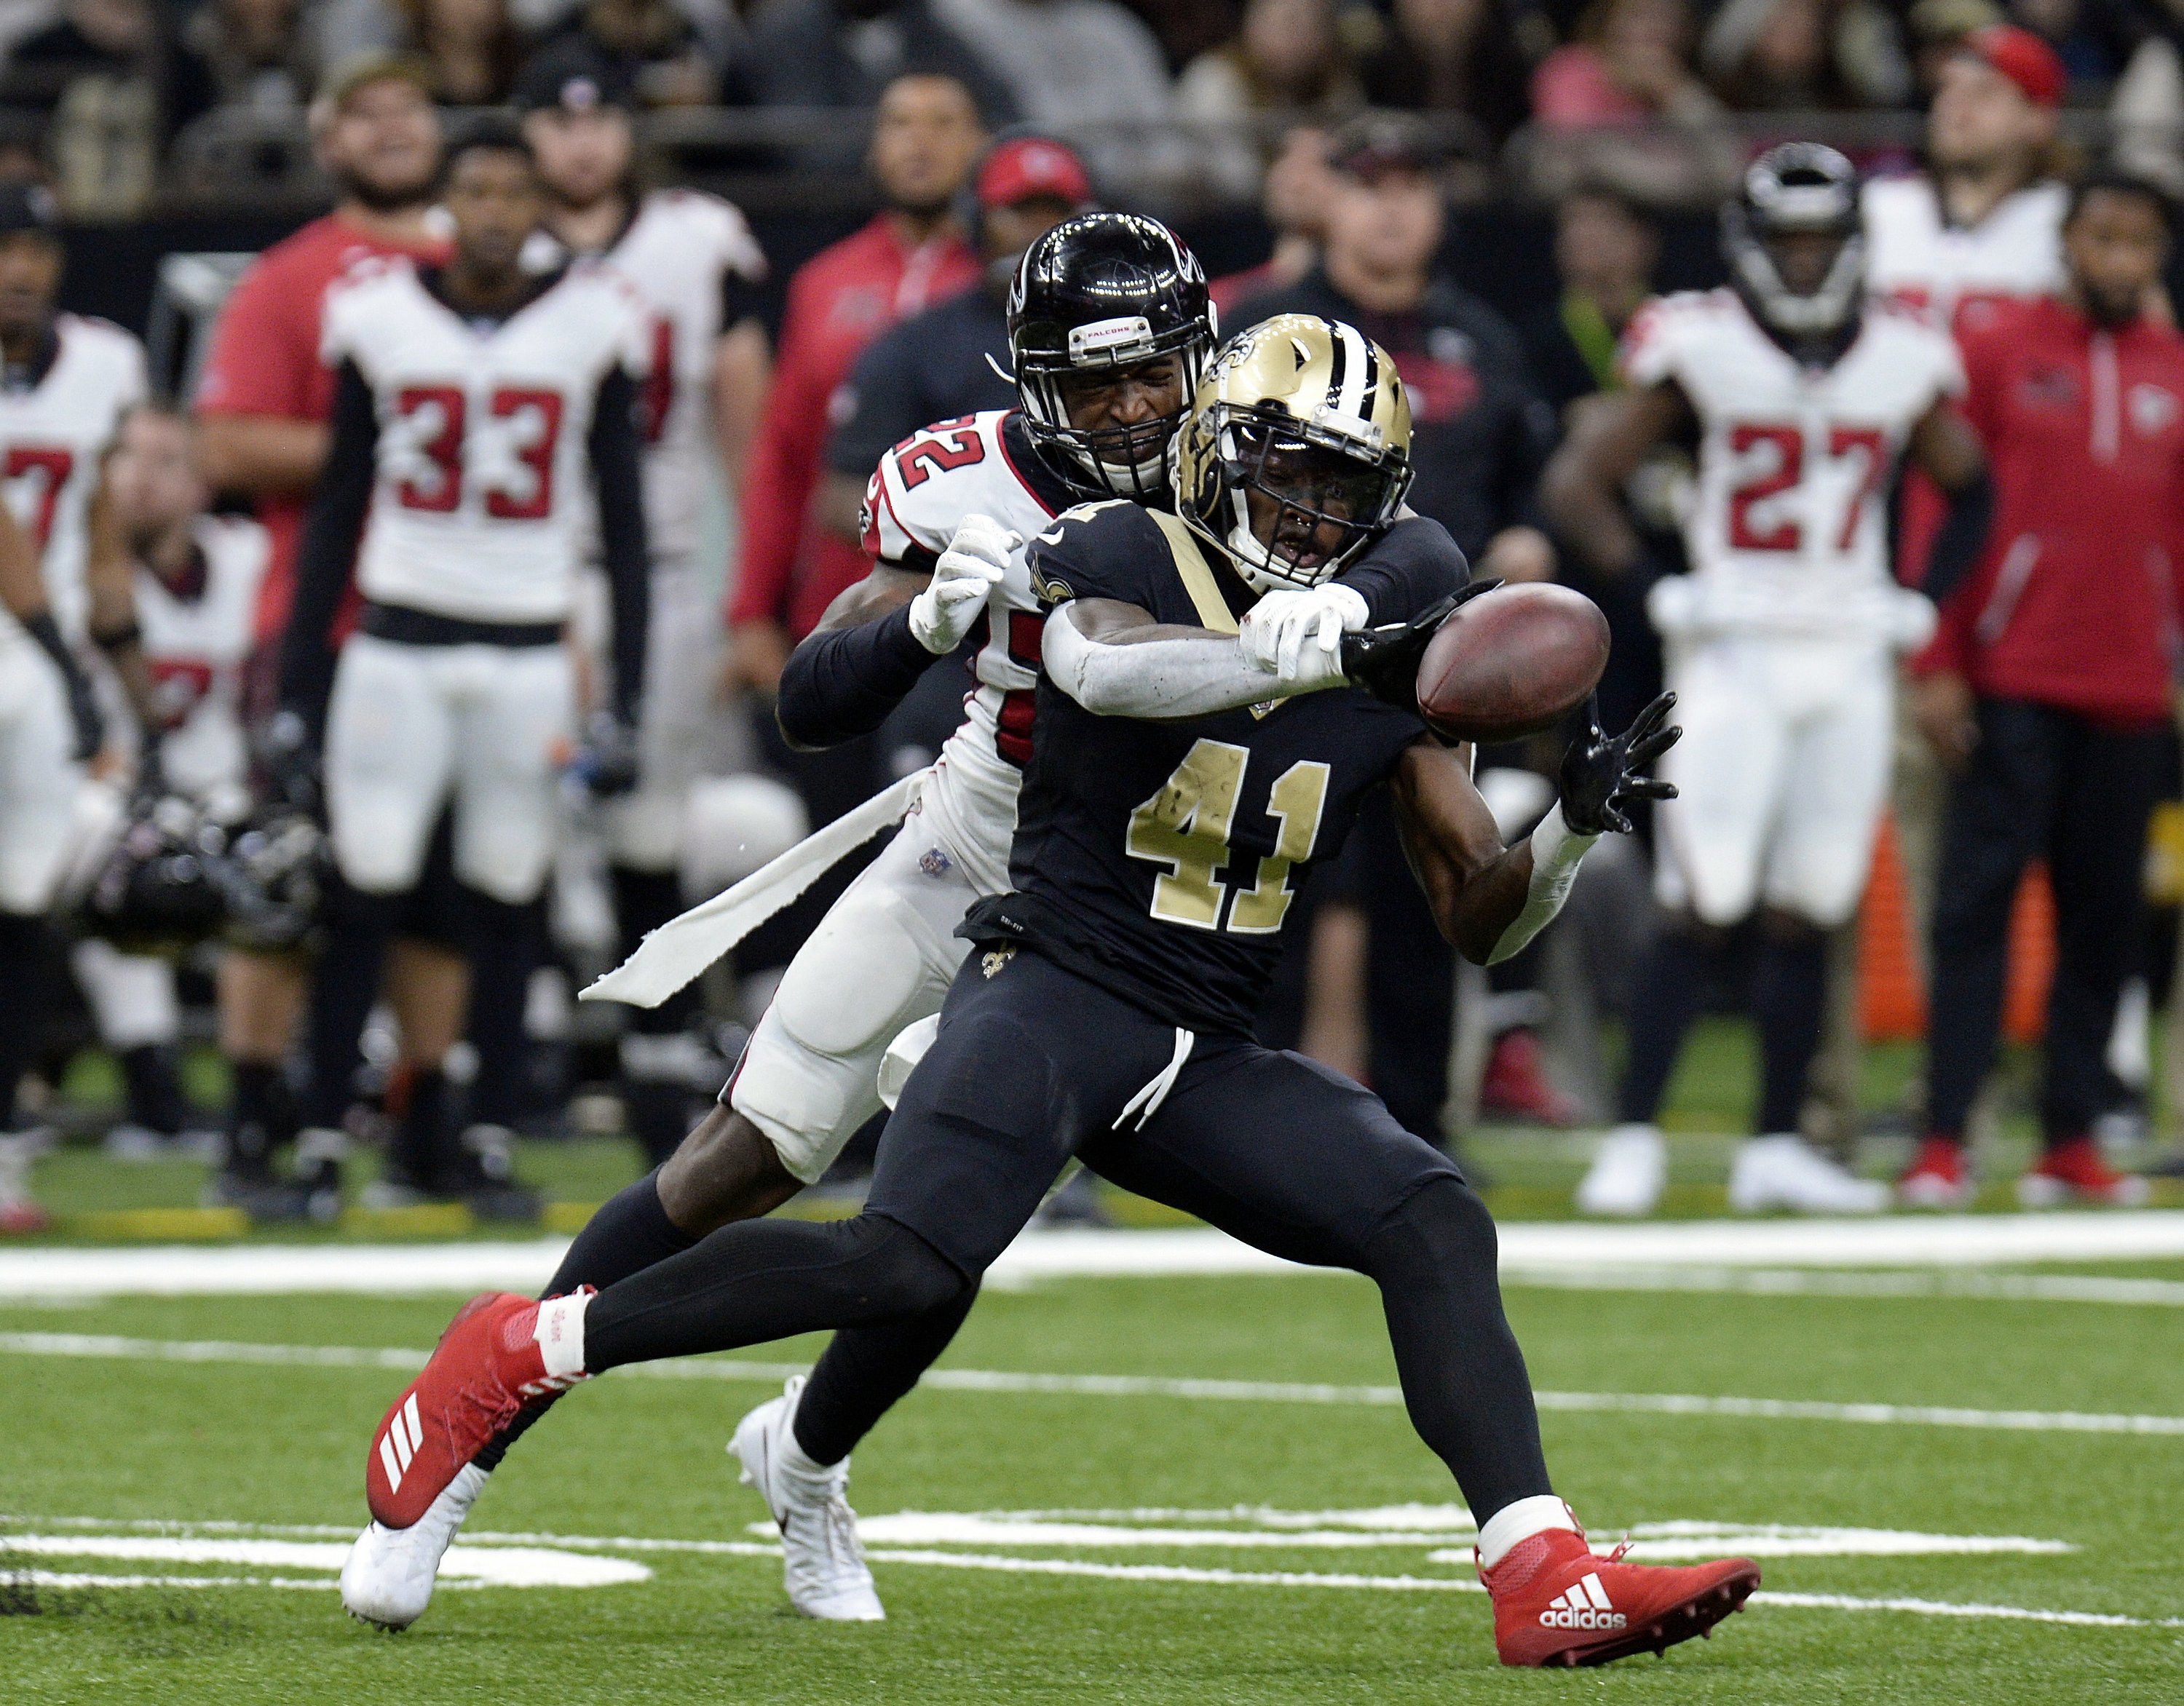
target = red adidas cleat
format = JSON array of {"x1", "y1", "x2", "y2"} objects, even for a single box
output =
[
  {"x1": 1898, "y1": 1135, "x2": 1975, "y2": 1210},
  {"x1": 2018, "y1": 1135, "x2": 2150, "y2": 1208},
  {"x1": 1480, "y1": 1527, "x2": 1760, "y2": 1667},
  {"x1": 1479, "y1": 1029, "x2": 1581, "y2": 1127},
  {"x1": 365, "y1": 1290, "x2": 590, "y2": 1530}
]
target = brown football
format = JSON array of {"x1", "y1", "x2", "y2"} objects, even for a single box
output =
[{"x1": 1415, "y1": 582, "x2": 1611, "y2": 743}]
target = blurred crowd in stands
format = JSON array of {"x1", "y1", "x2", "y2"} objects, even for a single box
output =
[{"x1": 12, "y1": 0, "x2": 2184, "y2": 217}]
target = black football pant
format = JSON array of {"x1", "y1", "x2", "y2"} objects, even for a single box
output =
[
  {"x1": 1926, "y1": 697, "x2": 2165, "y2": 1148},
  {"x1": 584, "y1": 947, "x2": 1554, "y2": 1523}
]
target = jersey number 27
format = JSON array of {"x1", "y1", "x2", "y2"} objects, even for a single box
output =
[
  {"x1": 1727, "y1": 423, "x2": 1886, "y2": 553},
  {"x1": 1128, "y1": 739, "x2": 1331, "y2": 935}
]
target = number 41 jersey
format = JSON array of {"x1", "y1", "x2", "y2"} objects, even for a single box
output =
[
  {"x1": 1619, "y1": 290, "x2": 1963, "y2": 638},
  {"x1": 990, "y1": 503, "x2": 1460, "y2": 1038},
  {"x1": 320, "y1": 258, "x2": 649, "y2": 624}
]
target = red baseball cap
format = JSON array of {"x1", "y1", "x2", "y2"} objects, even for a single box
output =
[
  {"x1": 1962, "y1": 24, "x2": 2066, "y2": 109},
  {"x1": 975, "y1": 136, "x2": 1093, "y2": 211}
]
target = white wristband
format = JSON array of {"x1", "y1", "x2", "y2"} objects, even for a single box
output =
[{"x1": 1485, "y1": 804, "x2": 1598, "y2": 965}]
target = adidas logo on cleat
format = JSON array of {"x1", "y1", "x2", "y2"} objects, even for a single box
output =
[
  {"x1": 1540, "y1": 1572, "x2": 1626, "y2": 1630},
  {"x1": 377, "y1": 1393, "x2": 424, "y2": 1494}
]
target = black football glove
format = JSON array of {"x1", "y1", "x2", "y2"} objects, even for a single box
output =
[
  {"x1": 577, "y1": 710, "x2": 642, "y2": 798},
  {"x1": 256, "y1": 707, "x2": 322, "y2": 817},
  {"x1": 1558, "y1": 690, "x2": 1679, "y2": 835},
  {"x1": 1340, "y1": 579, "x2": 1502, "y2": 715}
]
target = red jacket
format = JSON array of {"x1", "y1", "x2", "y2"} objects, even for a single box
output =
[
  {"x1": 729, "y1": 215, "x2": 977, "y2": 639},
  {"x1": 1918, "y1": 295, "x2": 2184, "y2": 723}
]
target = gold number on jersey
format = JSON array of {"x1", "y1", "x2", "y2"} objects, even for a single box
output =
[
  {"x1": 1229, "y1": 760, "x2": 1332, "y2": 934},
  {"x1": 1125, "y1": 740, "x2": 1330, "y2": 933},
  {"x1": 1127, "y1": 739, "x2": 1247, "y2": 929}
]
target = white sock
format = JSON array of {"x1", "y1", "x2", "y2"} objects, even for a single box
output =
[
  {"x1": 533, "y1": 1290, "x2": 591, "y2": 1378},
  {"x1": 776, "y1": 1381, "x2": 834, "y2": 1477},
  {"x1": 1476, "y1": 1495, "x2": 1580, "y2": 1569}
]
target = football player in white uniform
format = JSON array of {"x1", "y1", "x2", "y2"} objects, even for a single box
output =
[
  {"x1": 68, "y1": 404, "x2": 271, "y2": 1163},
  {"x1": 518, "y1": 41, "x2": 774, "y2": 1163},
  {"x1": 0, "y1": 180, "x2": 162, "y2": 1171},
  {"x1": 339, "y1": 211, "x2": 1216, "y2": 1632},
  {"x1": 277, "y1": 122, "x2": 652, "y2": 1216},
  {"x1": 1545, "y1": 146, "x2": 1994, "y2": 1217}
]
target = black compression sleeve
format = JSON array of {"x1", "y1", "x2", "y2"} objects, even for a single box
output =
[
  {"x1": 775, "y1": 602, "x2": 936, "y2": 750},
  {"x1": 1918, "y1": 469, "x2": 1995, "y2": 609},
  {"x1": 1341, "y1": 515, "x2": 1471, "y2": 624},
  {"x1": 590, "y1": 366, "x2": 652, "y2": 724},
  {"x1": 278, "y1": 360, "x2": 377, "y2": 737}
]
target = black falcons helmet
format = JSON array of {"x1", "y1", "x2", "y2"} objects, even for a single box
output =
[
  {"x1": 214, "y1": 807, "x2": 331, "y2": 954},
  {"x1": 1007, "y1": 212, "x2": 1216, "y2": 500},
  {"x1": 77, "y1": 793, "x2": 231, "y2": 955},
  {"x1": 1723, "y1": 142, "x2": 1865, "y2": 349}
]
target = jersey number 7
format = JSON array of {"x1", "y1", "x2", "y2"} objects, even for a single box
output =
[{"x1": 1128, "y1": 739, "x2": 1332, "y2": 935}]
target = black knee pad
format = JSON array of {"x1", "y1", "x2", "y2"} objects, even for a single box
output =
[
  {"x1": 1364, "y1": 1175, "x2": 1499, "y2": 1288},
  {"x1": 837, "y1": 1215, "x2": 972, "y2": 1320}
]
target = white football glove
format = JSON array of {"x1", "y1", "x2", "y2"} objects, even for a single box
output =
[
  {"x1": 1238, "y1": 584, "x2": 1370, "y2": 690},
  {"x1": 910, "y1": 513, "x2": 1018, "y2": 655}
]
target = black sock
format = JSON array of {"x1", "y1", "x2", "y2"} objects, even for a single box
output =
[
  {"x1": 1617, "y1": 926, "x2": 1717, "y2": 1125},
  {"x1": 544, "y1": 1170, "x2": 695, "y2": 1297},
  {"x1": 1364, "y1": 1176, "x2": 1553, "y2": 1520},
  {"x1": 1753, "y1": 925, "x2": 1828, "y2": 1135},
  {"x1": 303, "y1": 884, "x2": 401, "y2": 1130},
  {"x1": 225, "y1": 1060, "x2": 286, "y2": 1179},
  {"x1": 793, "y1": 1285, "x2": 981, "y2": 1467},
  {"x1": 119, "y1": 1043, "x2": 188, "y2": 1135},
  {"x1": 613, "y1": 865, "x2": 703, "y2": 1165},
  {"x1": 464, "y1": 889, "x2": 542, "y2": 1132},
  {"x1": 391, "y1": 1066, "x2": 451, "y2": 1192},
  {"x1": 0, "y1": 910, "x2": 48, "y2": 1129},
  {"x1": 582, "y1": 1212, "x2": 966, "y2": 1374}
]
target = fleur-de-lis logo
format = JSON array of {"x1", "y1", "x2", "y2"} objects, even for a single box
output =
[{"x1": 981, "y1": 945, "x2": 1017, "y2": 979}]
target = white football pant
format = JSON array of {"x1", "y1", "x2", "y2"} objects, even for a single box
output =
[
  {"x1": 604, "y1": 560, "x2": 740, "y2": 873},
  {"x1": 0, "y1": 627, "x2": 81, "y2": 914},
  {"x1": 1654, "y1": 632, "x2": 1893, "y2": 931},
  {"x1": 324, "y1": 634, "x2": 571, "y2": 905},
  {"x1": 728, "y1": 812, "x2": 979, "y2": 1183},
  {"x1": 72, "y1": 938, "x2": 180, "y2": 1049}
]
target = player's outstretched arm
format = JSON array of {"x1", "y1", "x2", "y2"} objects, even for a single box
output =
[
  {"x1": 1538, "y1": 382, "x2": 1690, "y2": 579},
  {"x1": 1044, "y1": 596, "x2": 1345, "y2": 720},
  {"x1": 1393, "y1": 691, "x2": 1679, "y2": 964},
  {"x1": 774, "y1": 515, "x2": 1013, "y2": 750}
]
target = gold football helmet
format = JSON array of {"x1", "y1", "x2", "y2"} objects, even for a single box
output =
[{"x1": 1172, "y1": 313, "x2": 1413, "y2": 592}]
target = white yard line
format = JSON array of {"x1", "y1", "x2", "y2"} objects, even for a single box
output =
[
  {"x1": 4, "y1": 1329, "x2": 2181, "y2": 1438},
  {"x1": 9, "y1": 1514, "x2": 2171, "y2": 1632},
  {"x1": 5, "y1": 1213, "x2": 2184, "y2": 1298}
]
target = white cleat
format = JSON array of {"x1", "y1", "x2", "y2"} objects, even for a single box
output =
[
  {"x1": 731, "y1": 1376, "x2": 885, "y2": 1622},
  {"x1": 1728, "y1": 1134, "x2": 1891, "y2": 1215},
  {"x1": 1575, "y1": 1123, "x2": 1667, "y2": 1217},
  {"x1": 341, "y1": 1461, "x2": 488, "y2": 1630}
]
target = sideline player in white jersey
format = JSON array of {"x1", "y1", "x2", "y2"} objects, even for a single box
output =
[
  {"x1": 276, "y1": 120, "x2": 652, "y2": 1215},
  {"x1": 66, "y1": 404, "x2": 270, "y2": 1161},
  {"x1": 1544, "y1": 145, "x2": 1995, "y2": 1218},
  {"x1": 518, "y1": 40, "x2": 775, "y2": 1163},
  {"x1": 0, "y1": 180, "x2": 159, "y2": 1170},
  {"x1": 338, "y1": 211, "x2": 1218, "y2": 1632}
]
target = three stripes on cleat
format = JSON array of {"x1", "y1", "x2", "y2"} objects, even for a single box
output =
[{"x1": 377, "y1": 1393, "x2": 425, "y2": 1494}]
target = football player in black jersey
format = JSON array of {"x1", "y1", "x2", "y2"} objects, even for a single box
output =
[{"x1": 351, "y1": 316, "x2": 1760, "y2": 1667}]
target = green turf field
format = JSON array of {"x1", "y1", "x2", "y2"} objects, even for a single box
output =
[{"x1": 5, "y1": 1261, "x2": 2183, "y2": 1704}]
